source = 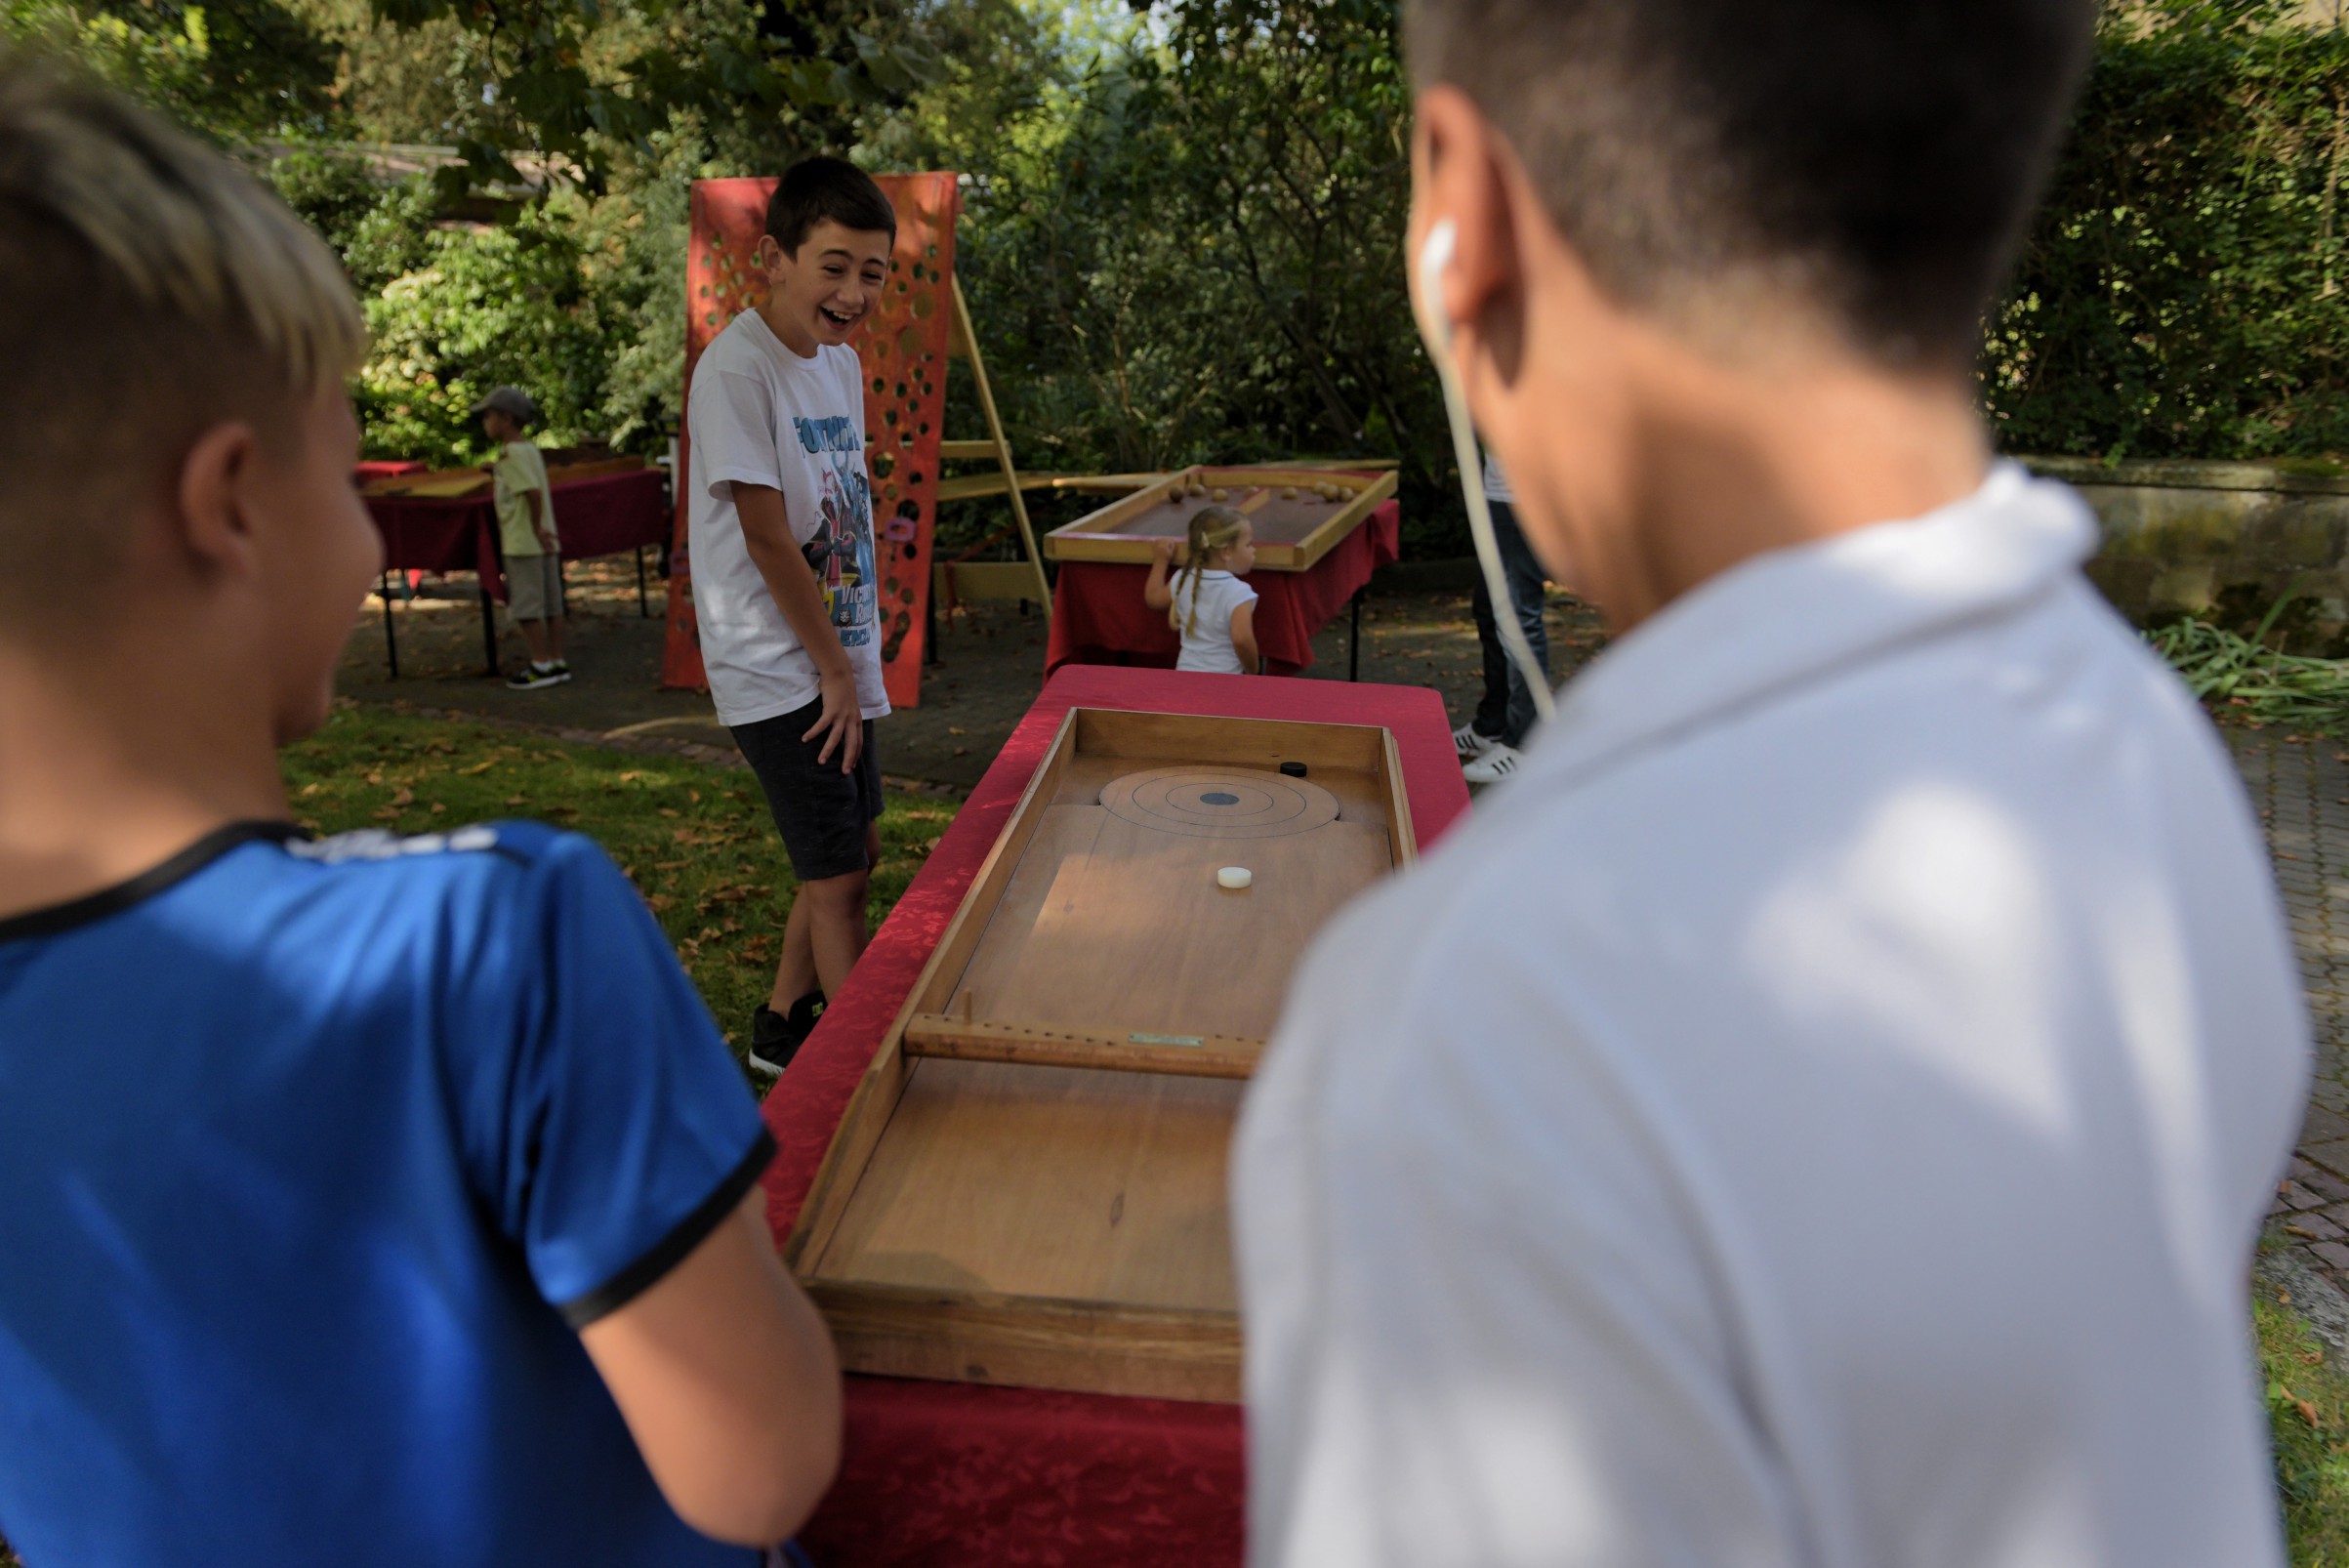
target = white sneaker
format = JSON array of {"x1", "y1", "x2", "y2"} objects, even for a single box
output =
[
  {"x1": 1453, "y1": 722, "x2": 1499, "y2": 761},
  {"x1": 1462, "y1": 742, "x2": 1523, "y2": 784}
]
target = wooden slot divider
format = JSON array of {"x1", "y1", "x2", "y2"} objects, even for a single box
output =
[{"x1": 902, "y1": 1012, "x2": 1264, "y2": 1079}]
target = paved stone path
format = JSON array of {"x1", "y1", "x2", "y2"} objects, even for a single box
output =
[{"x1": 2236, "y1": 728, "x2": 2349, "y2": 1290}]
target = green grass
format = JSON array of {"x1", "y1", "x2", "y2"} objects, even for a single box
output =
[
  {"x1": 278, "y1": 702, "x2": 957, "y2": 1077},
  {"x1": 2258, "y1": 1267, "x2": 2349, "y2": 1566}
]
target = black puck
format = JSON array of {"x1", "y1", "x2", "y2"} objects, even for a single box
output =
[{"x1": 1279, "y1": 761, "x2": 1308, "y2": 777}]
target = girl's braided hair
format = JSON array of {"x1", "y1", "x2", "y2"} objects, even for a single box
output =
[{"x1": 1171, "y1": 505, "x2": 1250, "y2": 638}]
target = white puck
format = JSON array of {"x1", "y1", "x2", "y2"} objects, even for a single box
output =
[{"x1": 1217, "y1": 866, "x2": 1253, "y2": 890}]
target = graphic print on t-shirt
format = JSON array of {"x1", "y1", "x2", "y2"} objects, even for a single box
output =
[{"x1": 794, "y1": 413, "x2": 877, "y2": 647}]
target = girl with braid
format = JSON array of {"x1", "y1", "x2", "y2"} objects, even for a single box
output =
[{"x1": 1145, "y1": 505, "x2": 1261, "y2": 674}]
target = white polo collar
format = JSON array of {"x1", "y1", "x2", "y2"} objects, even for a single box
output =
[{"x1": 1515, "y1": 462, "x2": 2098, "y2": 795}]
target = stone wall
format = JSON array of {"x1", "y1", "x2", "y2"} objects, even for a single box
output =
[{"x1": 2027, "y1": 456, "x2": 2349, "y2": 649}]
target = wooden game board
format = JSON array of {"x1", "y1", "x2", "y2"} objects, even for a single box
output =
[
  {"x1": 783, "y1": 706, "x2": 1415, "y2": 1401},
  {"x1": 1044, "y1": 466, "x2": 1399, "y2": 572}
]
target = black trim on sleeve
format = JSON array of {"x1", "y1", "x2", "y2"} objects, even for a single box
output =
[
  {"x1": 0, "y1": 820, "x2": 307, "y2": 945},
  {"x1": 558, "y1": 1129, "x2": 781, "y2": 1329}
]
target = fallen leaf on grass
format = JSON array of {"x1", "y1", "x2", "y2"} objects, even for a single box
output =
[{"x1": 457, "y1": 760, "x2": 496, "y2": 775}]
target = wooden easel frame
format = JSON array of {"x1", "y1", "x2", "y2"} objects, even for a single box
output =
[{"x1": 932, "y1": 276, "x2": 1053, "y2": 614}]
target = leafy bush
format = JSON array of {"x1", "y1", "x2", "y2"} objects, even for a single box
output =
[
  {"x1": 355, "y1": 211, "x2": 614, "y2": 463},
  {"x1": 1989, "y1": 3, "x2": 2349, "y2": 460}
]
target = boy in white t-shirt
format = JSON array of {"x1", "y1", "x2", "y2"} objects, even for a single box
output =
[
  {"x1": 1235, "y1": 4, "x2": 2310, "y2": 1567},
  {"x1": 685, "y1": 158, "x2": 895, "y2": 1074}
]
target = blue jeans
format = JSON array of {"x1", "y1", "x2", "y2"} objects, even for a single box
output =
[{"x1": 1468, "y1": 500, "x2": 1550, "y2": 749}]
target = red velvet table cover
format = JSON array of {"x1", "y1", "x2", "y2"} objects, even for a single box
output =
[
  {"x1": 364, "y1": 490, "x2": 502, "y2": 588},
  {"x1": 763, "y1": 665, "x2": 1470, "y2": 1566},
  {"x1": 353, "y1": 459, "x2": 425, "y2": 483},
  {"x1": 550, "y1": 468, "x2": 670, "y2": 562},
  {"x1": 1044, "y1": 500, "x2": 1401, "y2": 677},
  {"x1": 363, "y1": 468, "x2": 669, "y2": 600}
]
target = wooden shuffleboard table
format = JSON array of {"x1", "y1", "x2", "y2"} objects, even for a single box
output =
[
  {"x1": 762, "y1": 665, "x2": 1470, "y2": 1567},
  {"x1": 1042, "y1": 465, "x2": 1404, "y2": 678}
]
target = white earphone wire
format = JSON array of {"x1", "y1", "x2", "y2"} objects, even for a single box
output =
[{"x1": 1415, "y1": 219, "x2": 1557, "y2": 728}]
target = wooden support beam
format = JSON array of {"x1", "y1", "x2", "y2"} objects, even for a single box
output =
[{"x1": 950, "y1": 274, "x2": 1053, "y2": 615}]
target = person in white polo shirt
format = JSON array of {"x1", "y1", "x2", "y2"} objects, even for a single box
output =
[{"x1": 1232, "y1": 3, "x2": 2312, "y2": 1566}]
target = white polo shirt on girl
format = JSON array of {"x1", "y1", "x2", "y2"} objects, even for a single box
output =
[
  {"x1": 1235, "y1": 464, "x2": 2308, "y2": 1568},
  {"x1": 685, "y1": 309, "x2": 889, "y2": 727},
  {"x1": 1174, "y1": 568, "x2": 1259, "y2": 675}
]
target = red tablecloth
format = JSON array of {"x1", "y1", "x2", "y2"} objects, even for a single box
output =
[
  {"x1": 1045, "y1": 500, "x2": 1401, "y2": 677},
  {"x1": 764, "y1": 665, "x2": 1470, "y2": 1566},
  {"x1": 363, "y1": 468, "x2": 669, "y2": 600},
  {"x1": 354, "y1": 459, "x2": 425, "y2": 483},
  {"x1": 555, "y1": 468, "x2": 672, "y2": 562}
]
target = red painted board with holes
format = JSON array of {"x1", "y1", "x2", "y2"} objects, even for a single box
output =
[{"x1": 662, "y1": 173, "x2": 959, "y2": 709}]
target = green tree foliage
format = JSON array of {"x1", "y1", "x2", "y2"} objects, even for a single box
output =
[
  {"x1": 358, "y1": 0, "x2": 945, "y2": 201},
  {"x1": 1, "y1": 0, "x2": 339, "y2": 140},
  {"x1": 27, "y1": 0, "x2": 2349, "y2": 552},
  {"x1": 1990, "y1": 1, "x2": 2349, "y2": 460},
  {"x1": 354, "y1": 204, "x2": 614, "y2": 461},
  {"x1": 931, "y1": 0, "x2": 1463, "y2": 551}
]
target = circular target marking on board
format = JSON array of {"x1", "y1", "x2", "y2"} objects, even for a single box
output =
[{"x1": 1099, "y1": 766, "x2": 1340, "y2": 840}]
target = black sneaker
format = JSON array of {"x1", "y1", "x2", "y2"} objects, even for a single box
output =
[
  {"x1": 507, "y1": 663, "x2": 563, "y2": 690},
  {"x1": 747, "y1": 991, "x2": 826, "y2": 1076}
]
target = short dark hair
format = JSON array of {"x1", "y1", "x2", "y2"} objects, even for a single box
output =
[
  {"x1": 1404, "y1": 0, "x2": 2095, "y2": 368},
  {"x1": 763, "y1": 156, "x2": 896, "y2": 255}
]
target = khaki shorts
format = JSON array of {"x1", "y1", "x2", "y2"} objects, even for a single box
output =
[{"x1": 505, "y1": 553, "x2": 563, "y2": 622}]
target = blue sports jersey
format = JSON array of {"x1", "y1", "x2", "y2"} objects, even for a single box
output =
[{"x1": 0, "y1": 820, "x2": 777, "y2": 1566}]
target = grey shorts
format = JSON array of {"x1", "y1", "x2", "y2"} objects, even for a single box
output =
[
  {"x1": 731, "y1": 699, "x2": 883, "y2": 883},
  {"x1": 506, "y1": 553, "x2": 563, "y2": 622}
]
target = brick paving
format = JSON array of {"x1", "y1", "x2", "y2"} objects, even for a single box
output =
[{"x1": 2235, "y1": 728, "x2": 2349, "y2": 1291}]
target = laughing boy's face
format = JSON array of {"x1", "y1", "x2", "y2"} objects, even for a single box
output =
[{"x1": 758, "y1": 218, "x2": 893, "y2": 355}]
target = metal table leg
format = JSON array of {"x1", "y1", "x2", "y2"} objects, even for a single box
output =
[
  {"x1": 636, "y1": 545, "x2": 649, "y2": 617},
  {"x1": 381, "y1": 570, "x2": 399, "y2": 680},
  {"x1": 479, "y1": 576, "x2": 500, "y2": 677}
]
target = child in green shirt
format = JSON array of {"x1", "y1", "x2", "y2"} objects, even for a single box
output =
[{"x1": 474, "y1": 386, "x2": 568, "y2": 688}]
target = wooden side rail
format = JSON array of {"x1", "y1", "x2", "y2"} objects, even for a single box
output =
[{"x1": 902, "y1": 1013, "x2": 1264, "y2": 1079}]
